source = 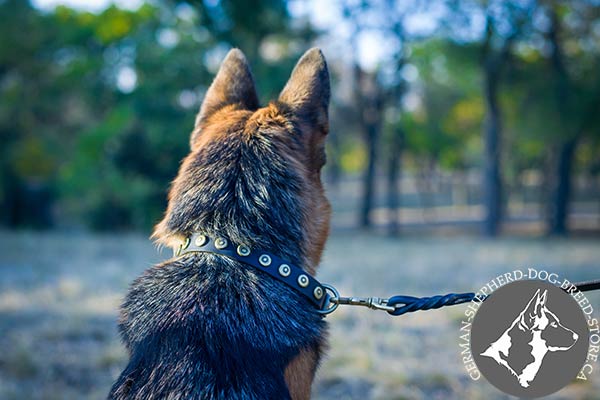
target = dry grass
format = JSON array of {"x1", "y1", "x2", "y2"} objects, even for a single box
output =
[{"x1": 0, "y1": 230, "x2": 598, "y2": 399}]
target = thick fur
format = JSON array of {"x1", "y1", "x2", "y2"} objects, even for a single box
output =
[{"x1": 109, "y1": 48, "x2": 331, "y2": 400}]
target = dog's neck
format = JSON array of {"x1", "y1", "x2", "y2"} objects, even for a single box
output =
[
  {"x1": 481, "y1": 315, "x2": 531, "y2": 366},
  {"x1": 166, "y1": 220, "x2": 311, "y2": 271},
  {"x1": 155, "y1": 133, "x2": 313, "y2": 271}
]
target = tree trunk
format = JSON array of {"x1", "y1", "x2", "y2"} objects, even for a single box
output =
[
  {"x1": 357, "y1": 71, "x2": 382, "y2": 229},
  {"x1": 360, "y1": 118, "x2": 379, "y2": 228},
  {"x1": 479, "y1": 14, "x2": 515, "y2": 237},
  {"x1": 386, "y1": 129, "x2": 404, "y2": 235},
  {"x1": 547, "y1": 8, "x2": 574, "y2": 235},
  {"x1": 549, "y1": 137, "x2": 577, "y2": 234},
  {"x1": 1, "y1": 174, "x2": 54, "y2": 229},
  {"x1": 482, "y1": 61, "x2": 502, "y2": 237}
]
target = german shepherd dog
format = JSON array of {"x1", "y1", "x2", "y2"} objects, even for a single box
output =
[
  {"x1": 108, "y1": 48, "x2": 331, "y2": 400},
  {"x1": 481, "y1": 288, "x2": 579, "y2": 388}
]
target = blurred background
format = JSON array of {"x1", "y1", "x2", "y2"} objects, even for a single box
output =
[{"x1": 1, "y1": 0, "x2": 599, "y2": 399}]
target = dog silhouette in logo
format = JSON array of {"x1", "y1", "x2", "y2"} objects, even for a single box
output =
[{"x1": 480, "y1": 288, "x2": 579, "y2": 388}]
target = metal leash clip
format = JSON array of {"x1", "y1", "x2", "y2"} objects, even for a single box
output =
[
  {"x1": 318, "y1": 283, "x2": 396, "y2": 315},
  {"x1": 332, "y1": 295, "x2": 395, "y2": 312}
]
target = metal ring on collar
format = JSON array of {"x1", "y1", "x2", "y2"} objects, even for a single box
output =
[{"x1": 316, "y1": 283, "x2": 340, "y2": 315}]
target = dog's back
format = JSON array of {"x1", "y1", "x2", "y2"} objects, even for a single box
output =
[{"x1": 109, "y1": 48, "x2": 331, "y2": 399}]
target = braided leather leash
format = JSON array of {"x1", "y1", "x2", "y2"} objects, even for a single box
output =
[
  {"x1": 320, "y1": 278, "x2": 600, "y2": 316},
  {"x1": 174, "y1": 234, "x2": 600, "y2": 317}
]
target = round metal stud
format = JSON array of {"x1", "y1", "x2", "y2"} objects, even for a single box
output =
[
  {"x1": 313, "y1": 286, "x2": 324, "y2": 300},
  {"x1": 278, "y1": 264, "x2": 291, "y2": 277},
  {"x1": 214, "y1": 237, "x2": 228, "y2": 250},
  {"x1": 236, "y1": 244, "x2": 251, "y2": 257},
  {"x1": 258, "y1": 254, "x2": 272, "y2": 267},
  {"x1": 194, "y1": 234, "x2": 208, "y2": 247},
  {"x1": 297, "y1": 274, "x2": 310, "y2": 288}
]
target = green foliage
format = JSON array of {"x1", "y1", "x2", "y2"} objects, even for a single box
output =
[
  {"x1": 399, "y1": 40, "x2": 484, "y2": 170},
  {"x1": 0, "y1": 0, "x2": 312, "y2": 231}
]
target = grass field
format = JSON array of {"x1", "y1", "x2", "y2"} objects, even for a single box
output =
[{"x1": 0, "y1": 230, "x2": 599, "y2": 399}]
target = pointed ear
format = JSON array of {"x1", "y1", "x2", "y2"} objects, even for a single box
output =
[
  {"x1": 278, "y1": 48, "x2": 330, "y2": 130},
  {"x1": 194, "y1": 48, "x2": 259, "y2": 129},
  {"x1": 520, "y1": 289, "x2": 541, "y2": 328},
  {"x1": 534, "y1": 289, "x2": 548, "y2": 316}
]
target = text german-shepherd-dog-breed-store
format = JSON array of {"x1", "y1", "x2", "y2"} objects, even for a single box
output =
[{"x1": 109, "y1": 48, "x2": 332, "y2": 400}]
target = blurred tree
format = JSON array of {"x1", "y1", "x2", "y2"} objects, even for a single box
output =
[
  {"x1": 341, "y1": 1, "x2": 383, "y2": 229},
  {"x1": 340, "y1": 0, "x2": 416, "y2": 232},
  {"x1": 380, "y1": 0, "x2": 409, "y2": 236},
  {"x1": 542, "y1": 2, "x2": 600, "y2": 235},
  {"x1": 480, "y1": 2, "x2": 532, "y2": 236},
  {"x1": 444, "y1": 0, "x2": 535, "y2": 236},
  {"x1": 53, "y1": 4, "x2": 182, "y2": 230},
  {"x1": 1, "y1": 0, "x2": 315, "y2": 231},
  {"x1": 0, "y1": 0, "x2": 89, "y2": 228},
  {"x1": 502, "y1": 0, "x2": 600, "y2": 235},
  {"x1": 422, "y1": 49, "x2": 481, "y2": 151},
  {"x1": 355, "y1": 68, "x2": 383, "y2": 229},
  {"x1": 406, "y1": 38, "x2": 483, "y2": 221}
]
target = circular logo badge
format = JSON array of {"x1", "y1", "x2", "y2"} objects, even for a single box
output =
[{"x1": 471, "y1": 280, "x2": 589, "y2": 398}]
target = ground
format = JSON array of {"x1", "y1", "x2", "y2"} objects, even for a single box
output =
[{"x1": 0, "y1": 230, "x2": 599, "y2": 399}]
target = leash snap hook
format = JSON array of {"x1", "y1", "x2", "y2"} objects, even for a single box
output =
[
  {"x1": 366, "y1": 297, "x2": 395, "y2": 312},
  {"x1": 331, "y1": 295, "x2": 396, "y2": 312}
]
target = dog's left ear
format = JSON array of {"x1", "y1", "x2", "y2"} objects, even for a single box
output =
[
  {"x1": 520, "y1": 288, "x2": 544, "y2": 328},
  {"x1": 192, "y1": 49, "x2": 259, "y2": 143},
  {"x1": 278, "y1": 48, "x2": 330, "y2": 133},
  {"x1": 524, "y1": 289, "x2": 547, "y2": 322}
]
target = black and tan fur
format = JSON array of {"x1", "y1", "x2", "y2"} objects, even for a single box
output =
[{"x1": 109, "y1": 48, "x2": 331, "y2": 399}]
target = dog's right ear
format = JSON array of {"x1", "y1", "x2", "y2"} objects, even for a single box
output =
[
  {"x1": 278, "y1": 48, "x2": 330, "y2": 132},
  {"x1": 534, "y1": 289, "x2": 548, "y2": 316},
  {"x1": 192, "y1": 48, "x2": 259, "y2": 144}
]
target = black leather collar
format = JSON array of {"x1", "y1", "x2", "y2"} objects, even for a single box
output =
[{"x1": 175, "y1": 233, "x2": 328, "y2": 310}]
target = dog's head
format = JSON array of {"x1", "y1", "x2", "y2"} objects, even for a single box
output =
[
  {"x1": 520, "y1": 289, "x2": 578, "y2": 351},
  {"x1": 153, "y1": 48, "x2": 331, "y2": 273}
]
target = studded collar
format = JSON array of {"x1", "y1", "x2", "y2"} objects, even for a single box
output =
[{"x1": 175, "y1": 233, "x2": 329, "y2": 310}]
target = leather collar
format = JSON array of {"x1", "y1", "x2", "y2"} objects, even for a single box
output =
[{"x1": 175, "y1": 233, "x2": 329, "y2": 310}]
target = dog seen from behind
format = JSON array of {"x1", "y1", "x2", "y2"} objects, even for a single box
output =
[{"x1": 109, "y1": 47, "x2": 331, "y2": 399}]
